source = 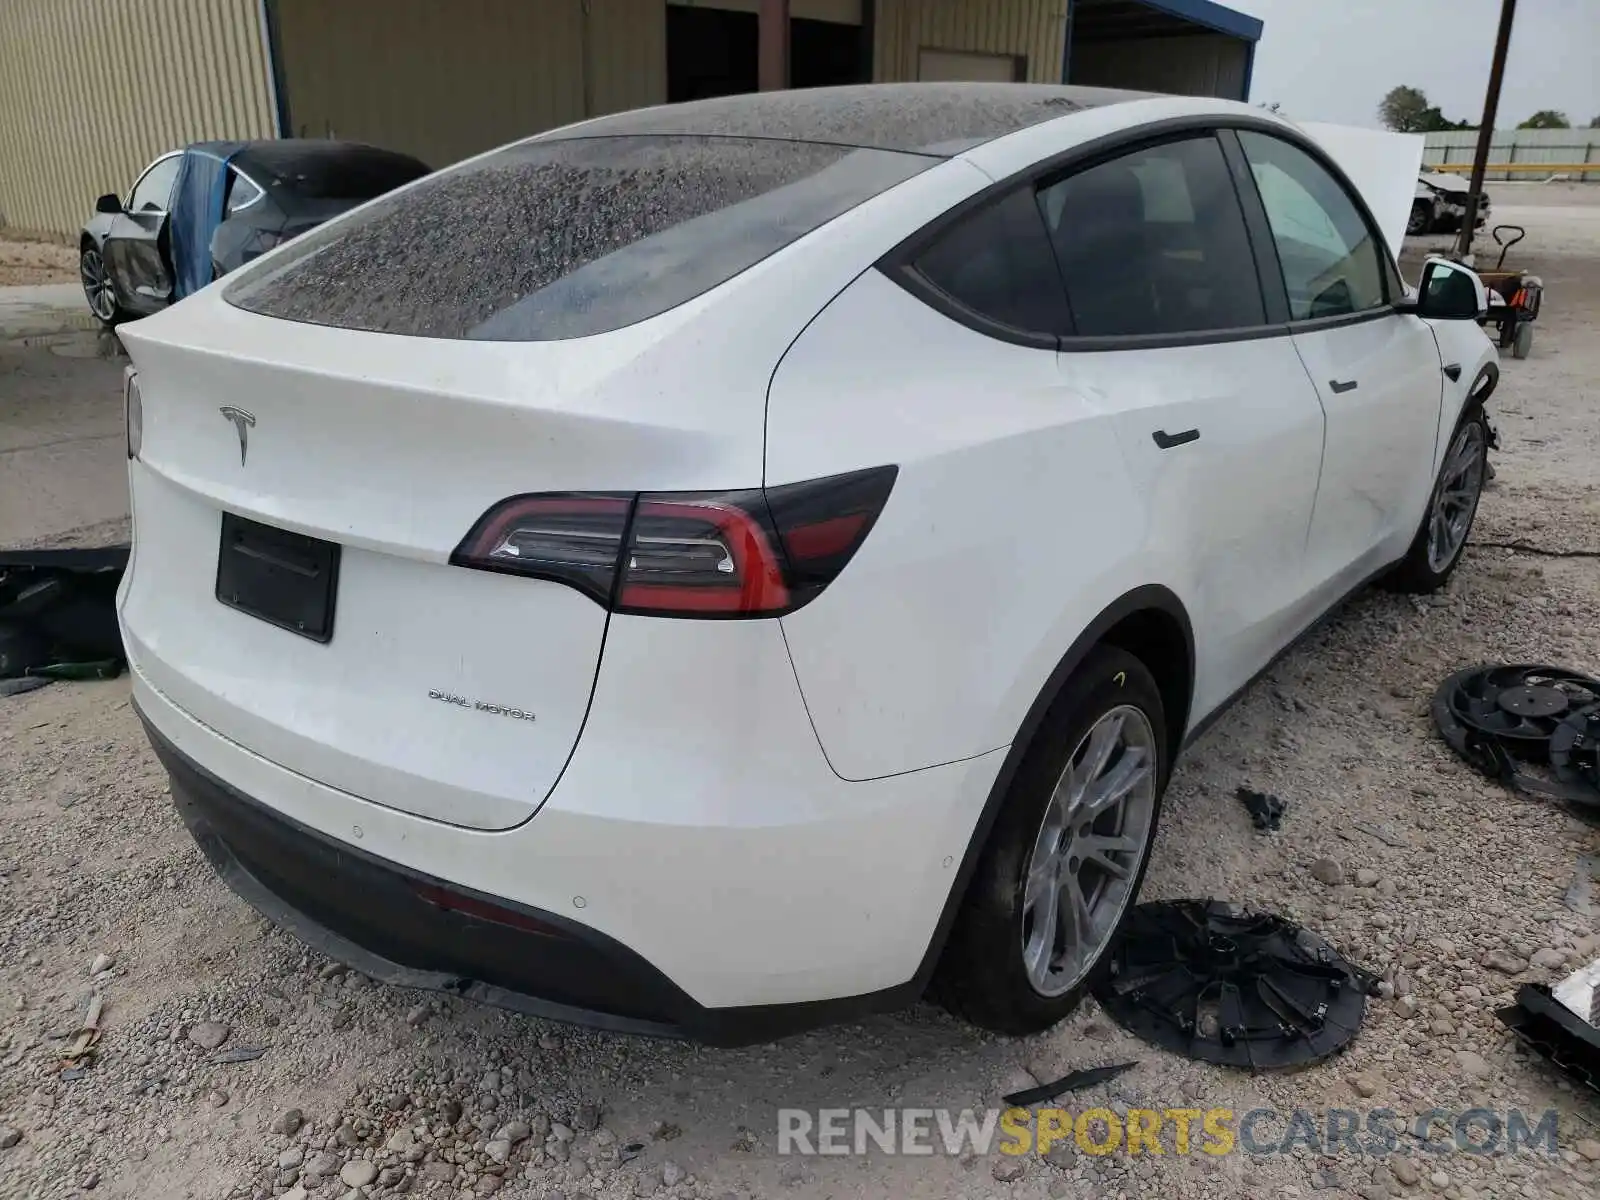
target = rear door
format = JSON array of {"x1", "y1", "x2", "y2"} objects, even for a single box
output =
[
  {"x1": 1038, "y1": 133, "x2": 1328, "y2": 716},
  {"x1": 106, "y1": 153, "x2": 181, "y2": 313},
  {"x1": 1233, "y1": 130, "x2": 1442, "y2": 593}
]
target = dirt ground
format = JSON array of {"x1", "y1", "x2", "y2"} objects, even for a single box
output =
[
  {"x1": 0, "y1": 240, "x2": 77, "y2": 288},
  {"x1": 2, "y1": 184, "x2": 1599, "y2": 1200}
]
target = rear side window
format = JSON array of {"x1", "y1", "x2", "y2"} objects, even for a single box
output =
[
  {"x1": 224, "y1": 136, "x2": 932, "y2": 341},
  {"x1": 910, "y1": 187, "x2": 1071, "y2": 337},
  {"x1": 1236, "y1": 131, "x2": 1389, "y2": 320},
  {"x1": 1038, "y1": 135, "x2": 1266, "y2": 338}
]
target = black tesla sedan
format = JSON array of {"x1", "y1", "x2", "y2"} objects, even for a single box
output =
[{"x1": 79, "y1": 139, "x2": 430, "y2": 326}]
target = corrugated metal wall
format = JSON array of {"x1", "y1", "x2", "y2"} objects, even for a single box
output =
[
  {"x1": 273, "y1": 0, "x2": 592, "y2": 169},
  {"x1": 1068, "y1": 33, "x2": 1247, "y2": 100},
  {"x1": 590, "y1": 0, "x2": 670, "y2": 119},
  {"x1": 1423, "y1": 129, "x2": 1600, "y2": 180},
  {"x1": 0, "y1": 0, "x2": 275, "y2": 239},
  {"x1": 873, "y1": 0, "x2": 1068, "y2": 84}
]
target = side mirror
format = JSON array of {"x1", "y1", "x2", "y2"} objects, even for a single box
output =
[
  {"x1": 1403, "y1": 257, "x2": 1487, "y2": 321},
  {"x1": 95, "y1": 193, "x2": 122, "y2": 215}
]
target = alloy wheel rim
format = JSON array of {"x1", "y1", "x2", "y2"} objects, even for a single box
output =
[
  {"x1": 1426, "y1": 422, "x2": 1486, "y2": 573},
  {"x1": 80, "y1": 249, "x2": 115, "y2": 320},
  {"x1": 1020, "y1": 704, "x2": 1158, "y2": 997}
]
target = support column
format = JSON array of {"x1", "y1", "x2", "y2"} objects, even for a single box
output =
[{"x1": 758, "y1": 0, "x2": 791, "y2": 91}]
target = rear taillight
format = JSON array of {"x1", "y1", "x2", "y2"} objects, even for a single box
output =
[
  {"x1": 451, "y1": 466, "x2": 896, "y2": 618},
  {"x1": 124, "y1": 368, "x2": 142, "y2": 460}
]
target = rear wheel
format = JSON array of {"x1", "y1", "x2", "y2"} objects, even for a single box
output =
[
  {"x1": 79, "y1": 243, "x2": 121, "y2": 326},
  {"x1": 1407, "y1": 201, "x2": 1432, "y2": 237},
  {"x1": 935, "y1": 645, "x2": 1168, "y2": 1035},
  {"x1": 1382, "y1": 405, "x2": 1489, "y2": 594}
]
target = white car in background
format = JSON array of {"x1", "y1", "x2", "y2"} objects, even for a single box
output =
[
  {"x1": 1411, "y1": 169, "x2": 1491, "y2": 236},
  {"x1": 117, "y1": 84, "x2": 1498, "y2": 1044}
]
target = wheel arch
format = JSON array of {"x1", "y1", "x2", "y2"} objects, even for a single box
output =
[{"x1": 910, "y1": 583, "x2": 1195, "y2": 991}]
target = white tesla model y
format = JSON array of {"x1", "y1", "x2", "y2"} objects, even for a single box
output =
[{"x1": 118, "y1": 84, "x2": 1498, "y2": 1044}]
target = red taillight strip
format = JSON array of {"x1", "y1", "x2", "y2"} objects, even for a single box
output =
[
  {"x1": 450, "y1": 466, "x2": 897, "y2": 619},
  {"x1": 617, "y1": 499, "x2": 789, "y2": 615}
]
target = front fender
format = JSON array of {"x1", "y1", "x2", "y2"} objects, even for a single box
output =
[{"x1": 1426, "y1": 318, "x2": 1499, "y2": 470}]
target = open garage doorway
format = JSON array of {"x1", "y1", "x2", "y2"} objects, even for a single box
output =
[
  {"x1": 667, "y1": 1, "x2": 867, "y2": 103},
  {"x1": 667, "y1": 4, "x2": 758, "y2": 103}
]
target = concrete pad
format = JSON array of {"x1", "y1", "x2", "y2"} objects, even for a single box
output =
[{"x1": 0, "y1": 282, "x2": 100, "y2": 338}]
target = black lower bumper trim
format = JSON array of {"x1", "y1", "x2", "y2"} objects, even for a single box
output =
[{"x1": 137, "y1": 701, "x2": 920, "y2": 1045}]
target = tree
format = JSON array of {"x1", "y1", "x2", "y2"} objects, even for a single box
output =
[
  {"x1": 1519, "y1": 110, "x2": 1571, "y2": 129},
  {"x1": 1379, "y1": 86, "x2": 1433, "y2": 133},
  {"x1": 1419, "y1": 106, "x2": 1474, "y2": 132},
  {"x1": 1590, "y1": 115, "x2": 1600, "y2": 128},
  {"x1": 1257, "y1": 101, "x2": 1283, "y2": 114}
]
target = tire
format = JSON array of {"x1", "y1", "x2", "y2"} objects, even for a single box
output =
[
  {"x1": 78, "y1": 241, "x2": 122, "y2": 327},
  {"x1": 935, "y1": 645, "x2": 1169, "y2": 1035},
  {"x1": 1407, "y1": 202, "x2": 1432, "y2": 237},
  {"x1": 1512, "y1": 322, "x2": 1533, "y2": 360},
  {"x1": 1381, "y1": 404, "x2": 1490, "y2": 594}
]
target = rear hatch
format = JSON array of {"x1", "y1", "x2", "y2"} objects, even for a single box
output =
[{"x1": 119, "y1": 130, "x2": 931, "y2": 831}]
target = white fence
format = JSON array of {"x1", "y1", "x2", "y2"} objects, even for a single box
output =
[{"x1": 1423, "y1": 129, "x2": 1600, "y2": 180}]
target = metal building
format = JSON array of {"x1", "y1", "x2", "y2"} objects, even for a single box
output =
[{"x1": 0, "y1": 0, "x2": 1264, "y2": 240}]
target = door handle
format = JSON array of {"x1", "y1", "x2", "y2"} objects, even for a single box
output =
[
  {"x1": 1329, "y1": 379, "x2": 1359, "y2": 394},
  {"x1": 1152, "y1": 428, "x2": 1200, "y2": 450},
  {"x1": 1443, "y1": 363, "x2": 1462, "y2": 381}
]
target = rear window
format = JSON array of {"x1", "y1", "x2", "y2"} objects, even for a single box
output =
[
  {"x1": 224, "y1": 135, "x2": 932, "y2": 341},
  {"x1": 256, "y1": 149, "x2": 430, "y2": 200}
]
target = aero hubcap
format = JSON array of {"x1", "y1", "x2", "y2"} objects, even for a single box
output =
[
  {"x1": 1426, "y1": 423, "x2": 1486, "y2": 573},
  {"x1": 80, "y1": 249, "x2": 116, "y2": 320},
  {"x1": 1020, "y1": 705, "x2": 1158, "y2": 997}
]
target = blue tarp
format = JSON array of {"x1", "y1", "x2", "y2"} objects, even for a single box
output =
[{"x1": 170, "y1": 142, "x2": 245, "y2": 299}]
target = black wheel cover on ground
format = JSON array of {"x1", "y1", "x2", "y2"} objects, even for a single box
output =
[
  {"x1": 1093, "y1": 900, "x2": 1371, "y2": 1069},
  {"x1": 1432, "y1": 664, "x2": 1600, "y2": 807}
]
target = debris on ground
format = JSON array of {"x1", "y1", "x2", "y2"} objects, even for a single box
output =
[
  {"x1": 1096, "y1": 900, "x2": 1376, "y2": 1069},
  {"x1": 1564, "y1": 854, "x2": 1600, "y2": 915},
  {"x1": 0, "y1": 545, "x2": 128, "y2": 681},
  {"x1": 1433, "y1": 663, "x2": 1600, "y2": 808},
  {"x1": 1001, "y1": 1060, "x2": 1138, "y2": 1106},
  {"x1": 58, "y1": 991, "x2": 103, "y2": 1064},
  {"x1": 1497, "y1": 969, "x2": 1600, "y2": 1095},
  {"x1": 1235, "y1": 786, "x2": 1286, "y2": 831}
]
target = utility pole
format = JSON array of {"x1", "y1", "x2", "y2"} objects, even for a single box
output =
[{"x1": 1456, "y1": 0, "x2": 1517, "y2": 261}]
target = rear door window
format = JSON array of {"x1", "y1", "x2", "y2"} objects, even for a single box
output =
[
  {"x1": 224, "y1": 136, "x2": 933, "y2": 341},
  {"x1": 1037, "y1": 135, "x2": 1267, "y2": 338},
  {"x1": 227, "y1": 170, "x2": 264, "y2": 213}
]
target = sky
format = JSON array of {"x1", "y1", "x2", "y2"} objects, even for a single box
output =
[{"x1": 1226, "y1": 0, "x2": 1600, "y2": 130}]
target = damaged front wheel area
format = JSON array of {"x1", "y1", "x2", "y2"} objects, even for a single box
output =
[
  {"x1": 935, "y1": 646, "x2": 1168, "y2": 1035},
  {"x1": 1382, "y1": 403, "x2": 1491, "y2": 594}
]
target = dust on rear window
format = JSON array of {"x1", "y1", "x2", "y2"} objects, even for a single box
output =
[{"x1": 223, "y1": 136, "x2": 932, "y2": 341}]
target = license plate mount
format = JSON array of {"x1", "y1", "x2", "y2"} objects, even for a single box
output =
[{"x1": 215, "y1": 513, "x2": 340, "y2": 643}]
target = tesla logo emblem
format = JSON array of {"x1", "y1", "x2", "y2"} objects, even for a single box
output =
[{"x1": 219, "y1": 406, "x2": 256, "y2": 464}]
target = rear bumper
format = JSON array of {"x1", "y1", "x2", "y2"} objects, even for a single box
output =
[
  {"x1": 132, "y1": 640, "x2": 1006, "y2": 1042},
  {"x1": 146, "y1": 713, "x2": 695, "y2": 1036},
  {"x1": 145, "y1": 708, "x2": 965, "y2": 1045}
]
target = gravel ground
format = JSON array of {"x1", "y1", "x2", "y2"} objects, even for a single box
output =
[
  {"x1": 0, "y1": 241, "x2": 76, "y2": 288},
  {"x1": 3, "y1": 185, "x2": 1599, "y2": 1200}
]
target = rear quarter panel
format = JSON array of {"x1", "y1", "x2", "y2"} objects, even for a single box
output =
[{"x1": 767, "y1": 270, "x2": 1190, "y2": 781}]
